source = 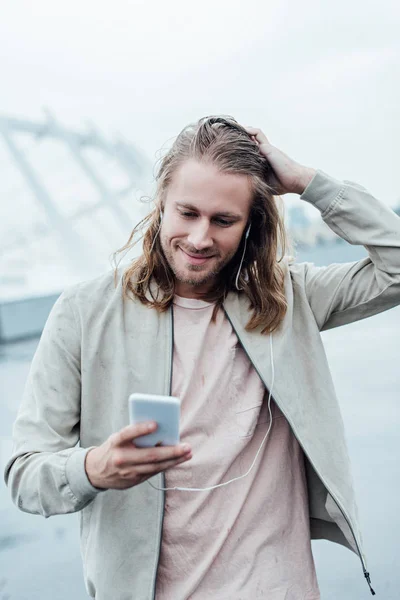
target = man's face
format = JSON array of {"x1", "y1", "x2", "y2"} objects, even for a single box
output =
[{"x1": 160, "y1": 159, "x2": 253, "y2": 298}]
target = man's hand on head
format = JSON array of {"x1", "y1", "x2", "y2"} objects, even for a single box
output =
[{"x1": 243, "y1": 126, "x2": 316, "y2": 196}]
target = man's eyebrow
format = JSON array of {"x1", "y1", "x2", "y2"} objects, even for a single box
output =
[{"x1": 175, "y1": 201, "x2": 242, "y2": 219}]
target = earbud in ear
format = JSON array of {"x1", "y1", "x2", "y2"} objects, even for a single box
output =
[
  {"x1": 160, "y1": 211, "x2": 163, "y2": 223},
  {"x1": 245, "y1": 224, "x2": 251, "y2": 239}
]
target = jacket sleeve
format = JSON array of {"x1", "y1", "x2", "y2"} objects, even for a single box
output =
[
  {"x1": 296, "y1": 169, "x2": 400, "y2": 331},
  {"x1": 3, "y1": 289, "x2": 105, "y2": 518}
]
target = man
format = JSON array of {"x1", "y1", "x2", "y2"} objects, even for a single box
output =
[{"x1": 4, "y1": 115, "x2": 400, "y2": 599}]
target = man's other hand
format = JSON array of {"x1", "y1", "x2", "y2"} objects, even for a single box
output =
[{"x1": 244, "y1": 125, "x2": 316, "y2": 196}]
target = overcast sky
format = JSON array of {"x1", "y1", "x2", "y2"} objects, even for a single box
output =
[{"x1": 1, "y1": 0, "x2": 399, "y2": 217}]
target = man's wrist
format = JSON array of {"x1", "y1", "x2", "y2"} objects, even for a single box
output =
[
  {"x1": 294, "y1": 167, "x2": 317, "y2": 195},
  {"x1": 85, "y1": 447, "x2": 106, "y2": 490}
]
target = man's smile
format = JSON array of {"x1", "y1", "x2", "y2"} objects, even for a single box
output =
[{"x1": 178, "y1": 246, "x2": 216, "y2": 265}]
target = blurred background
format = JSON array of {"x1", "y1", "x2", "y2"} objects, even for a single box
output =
[{"x1": 0, "y1": 1, "x2": 399, "y2": 598}]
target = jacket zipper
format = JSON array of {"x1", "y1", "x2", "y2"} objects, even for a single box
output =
[
  {"x1": 223, "y1": 308, "x2": 376, "y2": 596},
  {"x1": 151, "y1": 306, "x2": 174, "y2": 600}
]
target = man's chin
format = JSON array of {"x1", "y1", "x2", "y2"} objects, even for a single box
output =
[
  {"x1": 175, "y1": 270, "x2": 217, "y2": 287},
  {"x1": 165, "y1": 247, "x2": 231, "y2": 287}
]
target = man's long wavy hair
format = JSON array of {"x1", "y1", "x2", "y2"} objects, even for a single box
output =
[{"x1": 114, "y1": 115, "x2": 295, "y2": 334}]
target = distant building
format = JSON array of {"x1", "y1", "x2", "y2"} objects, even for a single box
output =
[
  {"x1": 287, "y1": 204, "x2": 338, "y2": 247},
  {"x1": 287, "y1": 205, "x2": 311, "y2": 230}
]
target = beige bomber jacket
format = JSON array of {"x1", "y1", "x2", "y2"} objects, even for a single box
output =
[{"x1": 4, "y1": 169, "x2": 400, "y2": 599}]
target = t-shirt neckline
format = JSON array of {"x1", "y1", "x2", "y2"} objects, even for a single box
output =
[{"x1": 173, "y1": 294, "x2": 215, "y2": 310}]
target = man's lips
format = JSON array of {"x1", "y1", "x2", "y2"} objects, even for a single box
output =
[{"x1": 179, "y1": 247, "x2": 216, "y2": 265}]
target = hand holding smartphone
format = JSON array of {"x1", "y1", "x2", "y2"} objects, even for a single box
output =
[{"x1": 84, "y1": 393, "x2": 189, "y2": 491}]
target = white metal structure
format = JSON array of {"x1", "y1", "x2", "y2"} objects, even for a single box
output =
[{"x1": 0, "y1": 111, "x2": 153, "y2": 341}]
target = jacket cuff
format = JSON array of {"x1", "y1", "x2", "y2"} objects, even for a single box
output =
[
  {"x1": 300, "y1": 169, "x2": 346, "y2": 215},
  {"x1": 65, "y1": 447, "x2": 106, "y2": 503}
]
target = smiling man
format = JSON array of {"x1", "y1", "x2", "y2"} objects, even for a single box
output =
[
  {"x1": 5, "y1": 115, "x2": 400, "y2": 599},
  {"x1": 160, "y1": 159, "x2": 253, "y2": 295}
]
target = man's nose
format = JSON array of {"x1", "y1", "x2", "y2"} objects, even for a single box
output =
[{"x1": 186, "y1": 220, "x2": 213, "y2": 250}]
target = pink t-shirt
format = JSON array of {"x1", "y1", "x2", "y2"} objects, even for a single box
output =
[{"x1": 155, "y1": 296, "x2": 321, "y2": 600}]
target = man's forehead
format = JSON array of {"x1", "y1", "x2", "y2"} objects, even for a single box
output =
[{"x1": 166, "y1": 159, "x2": 253, "y2": 215}]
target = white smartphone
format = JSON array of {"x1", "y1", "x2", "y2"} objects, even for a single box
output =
[{"x1": 128, "y1": 393, "x2": 181, "y2": 448}]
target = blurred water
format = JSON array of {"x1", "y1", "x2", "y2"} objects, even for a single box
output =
[{"x1": 0, "y1": 306, "x2": 399, "y2": 599}]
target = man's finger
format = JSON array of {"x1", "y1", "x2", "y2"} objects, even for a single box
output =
[
  {"x1": 116, "y1": 421, "x2": 157, "y2": 445},
  {"x1": 130, "y1": 443, "x2": 191, "y2": 464},
  {"x1": 244, "y1": 126, "x2": 269, "y2": 145},
  {"x1": 135, "y1": 453, "x2": 192, "y2": 475}
]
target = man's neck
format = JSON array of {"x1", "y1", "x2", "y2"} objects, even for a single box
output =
[{"x1": 174, "y1": 280, "x2": 217, "y2": 300}]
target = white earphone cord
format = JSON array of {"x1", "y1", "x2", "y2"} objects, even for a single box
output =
[
  {"x1": 235, "y1": 224, "x2": 250, "y2": 291},
  {"x1": 146, "y1": 333, "x2": 274, "y2": 493}
]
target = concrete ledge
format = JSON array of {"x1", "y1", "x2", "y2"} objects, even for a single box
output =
[
  {"x1": 0, "y1": 293, "x2": 60, "y2": 343},
  {"x1": 0, "y1": 244, "x2": 367, "y2": 343}
]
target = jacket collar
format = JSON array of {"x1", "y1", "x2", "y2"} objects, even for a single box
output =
[{"x1": 222, "y1": 291, "x2": 274, "y2": 397}]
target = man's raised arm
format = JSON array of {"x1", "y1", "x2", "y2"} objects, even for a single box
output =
[
  {"x1": 244, "y1": 125, "x2": 400, "y2": 331},
  {"x1": 297, "y1": 170, "x2": 400, "y2": 330}
]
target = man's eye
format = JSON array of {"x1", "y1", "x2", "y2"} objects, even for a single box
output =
[
  {"x1": 179, "y1": 212, "x2": 232, "y2": 227},
  {"x1": 214, "y1": 219, "x2": 232, "y2": 227}
]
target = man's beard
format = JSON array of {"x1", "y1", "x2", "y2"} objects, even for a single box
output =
[{"x1": 160, "y1": 235, "x2": 237, "y2": 288}]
